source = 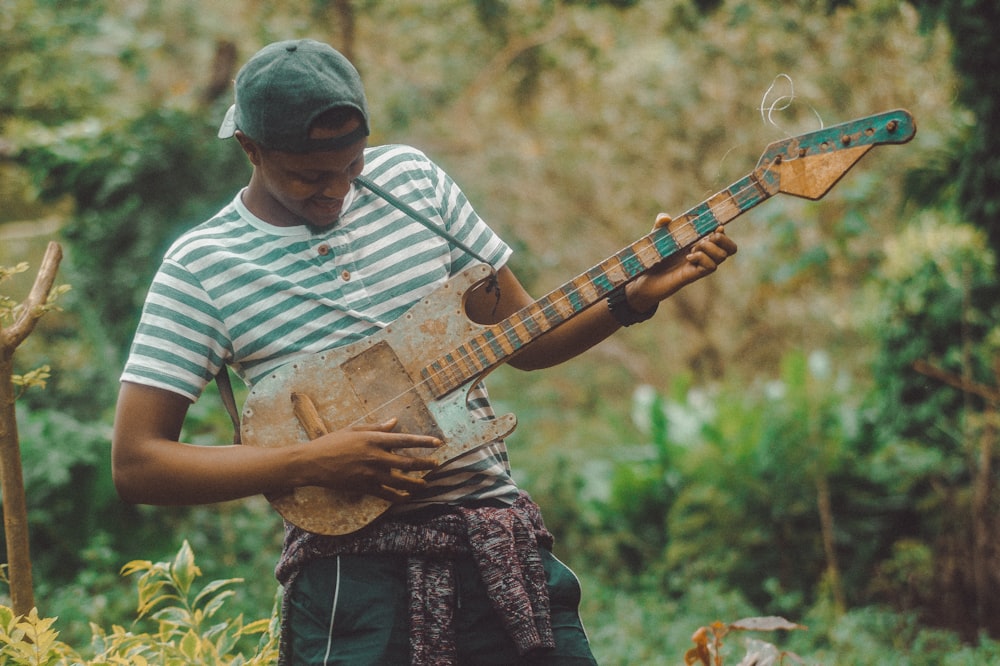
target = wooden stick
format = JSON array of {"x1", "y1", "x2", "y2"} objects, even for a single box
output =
[{"x1": 291, "y1": 392, "x2": 329, "y2": 439}]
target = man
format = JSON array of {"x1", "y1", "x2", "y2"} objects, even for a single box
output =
[{"x1": 112, "y1": 39, "x2": 737, "y2": 665}]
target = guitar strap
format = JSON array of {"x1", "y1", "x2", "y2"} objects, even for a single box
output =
[
  {"x1": 355, "y1": 175, "x2": 497, "y2": 266},
  {"x1": 215, "y1": 174, "x2": 501, "y2": 444},
  {"x1": 216, "y1": 364, "x2": 242, "y2": 444}
]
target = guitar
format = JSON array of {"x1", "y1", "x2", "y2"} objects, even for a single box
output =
[{"x1": 241, "y1": 109, "x2": 916, "y2": 535}]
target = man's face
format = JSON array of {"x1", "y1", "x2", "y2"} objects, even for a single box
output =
[{"x1": 247, "y1": 116, "x2": 367, "y2": 229}]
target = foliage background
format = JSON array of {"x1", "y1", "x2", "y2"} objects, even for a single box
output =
[{"x1": 2, "y1": 0, "x2": 998, "y2": 663}]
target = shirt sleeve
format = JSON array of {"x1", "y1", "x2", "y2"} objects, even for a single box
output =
[{"x1": 120, "y1": 257, "x2": 231, "y2": 402}]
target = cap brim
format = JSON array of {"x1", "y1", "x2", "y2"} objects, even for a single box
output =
[{"x1": 218, "y1": 104, "x2": 237, "y2": 139}]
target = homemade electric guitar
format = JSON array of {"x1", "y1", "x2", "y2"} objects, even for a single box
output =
[{"x1": 241, "y1": 109, "x2": 916, "y2": 535}]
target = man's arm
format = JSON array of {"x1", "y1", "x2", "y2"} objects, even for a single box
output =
[
  {"x1": 465, "y1": 225, "x2": 737, "y2": 371},
  {"x1": 112, "y1": 381, "x2": 443, "y2": 506}
]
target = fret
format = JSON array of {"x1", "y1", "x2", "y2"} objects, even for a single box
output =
[
  {"x1": 588, "y1": 263, "x2": 620, "y2": 293},
  {"x1": 466, "y1": 336, "x2": 490, "y2": 367},
  {"x1": 565, "y1": 283, "x2": 587, "y2": 313},
  {"x1": 497, "y1": 323, "x2": 520, "y2": 354},
  {"x1": 440, "y1": 354, "x2": 462, "y2": 388},
  {"x1": 482, "y1": 329, "x2": 505, "y2": 359},
  {"x1": 650, "y1": 229, "x2": 682, "y2": 261},
  {"x1": 594, "y1": 255, "x2": 625, "y2": 287},
  {"x1": 572, "y1": 272, "x2": 601, "y2": 304},
  {"x1": 518, "y1": 308, "x2": 545, "y2": 339},
  {"x1": 617, "y1": 243, "x2": 648, "y2": 277},
  {"x1": 734, "y1": 171, "x2": 774, "y2": 210},
  {"x1": 538, "y1": 294, "x2": 562, "y2": 325},
  {"x1": 510, "y1": 314, "x2": 535, "y2": 346},
  {"x1": 448, "y1": 348, "x2": 475, "y2": 379},
  {"x1": 552, "y1": 288, "x2": 576, "y2": 320}
]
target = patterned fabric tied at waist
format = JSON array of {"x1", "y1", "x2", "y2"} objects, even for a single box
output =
[{"x1": 275, "y1": 491, "x2": 556, "y2": 666}]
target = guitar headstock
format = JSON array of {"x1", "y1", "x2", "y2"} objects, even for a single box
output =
[{"x1": 755, "y1": 109, "x2": 916, "y2": 200}]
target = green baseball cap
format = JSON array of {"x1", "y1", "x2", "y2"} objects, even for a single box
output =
[{"x1": 218, "y1": 39, "x2": 370, "y2": 153}]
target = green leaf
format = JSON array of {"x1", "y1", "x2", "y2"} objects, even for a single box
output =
[
  {"x1": 170, "y1": 541, "x2": 200, "y2": 595},
  {"x1": 178, "y1": 628, "x2": 202, "y2": 660},
  {"x1": 193, "y1": 578, "x2": 241, "y2": 611}
]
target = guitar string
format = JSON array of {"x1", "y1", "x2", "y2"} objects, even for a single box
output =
[
  {"x1": 339, "y1": 163, "x2": 778, "y2": 430},
  {"x1": 759, "y1": 73, "x2": 825, "y2": 139}
]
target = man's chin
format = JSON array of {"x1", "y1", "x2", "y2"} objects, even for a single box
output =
[
  {"x1": 291, "y1": 206, "x2": 335, "y2": 229},
  {"x1": 300, "y1": 205, "x2": 343, "y2": 232},
  {"x1": 304, "y1": 218, "x2": 338, "y2": 235}
]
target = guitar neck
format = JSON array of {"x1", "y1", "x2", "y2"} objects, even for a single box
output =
[{"x1": 420, "y1": 166, "x2": 780, "y2": 397}]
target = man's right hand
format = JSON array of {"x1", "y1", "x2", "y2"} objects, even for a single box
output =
[{"x1": 295, "y1": 418, "x2": 442, "y2": 502}]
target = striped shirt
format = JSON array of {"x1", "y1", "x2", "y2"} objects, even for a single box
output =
[{"x1": 122, "y1": 144, "x2": 520, "y2": 508}]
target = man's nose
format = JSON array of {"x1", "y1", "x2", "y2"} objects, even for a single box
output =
[{"x1": 321, "y1": 175, "x2": 352, "y2": 199}]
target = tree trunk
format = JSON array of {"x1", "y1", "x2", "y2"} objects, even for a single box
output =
[
  {"x1": 0, "y1": 348, "x2": 33, "y2": 614},
  {"x1": 332, "y1": 0, "x2": 357, "y2": 63},
  {"x1": 0, "y1": 240, "x2": 63, "y2": 615},
  {"x1": 816, "y1": 471, "x2": 846, "y2": 612},
  {"x1": 971, "y1": 406, "x2": 998, "y2": 633}
]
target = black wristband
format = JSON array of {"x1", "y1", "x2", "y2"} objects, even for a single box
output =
[{"x1": 607, "y1": 287, "x2": 658, "y2": 327}]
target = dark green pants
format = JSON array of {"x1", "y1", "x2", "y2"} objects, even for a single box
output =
[{"x1": 286, "y1": 549, "x2": 598, "y2": 665}]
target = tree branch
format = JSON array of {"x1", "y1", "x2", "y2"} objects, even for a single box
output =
[{"x1": 1, "y1": 241, "x2": 63, "y2": 349}]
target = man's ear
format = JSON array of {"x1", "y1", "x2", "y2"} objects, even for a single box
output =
[{"x1": 234, "y1": 131, "x2": 263, "y2": 166}]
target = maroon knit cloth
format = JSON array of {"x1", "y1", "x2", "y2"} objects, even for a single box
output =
[{"x1": 275, "y1": 491, "x2": 556, "y2": 665}]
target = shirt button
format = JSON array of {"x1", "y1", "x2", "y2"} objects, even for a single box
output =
[
  {"x1": 317, "y1": 244, "x2": 331, "y2": 256},
  {"x1": 341, "y1": 270, "x2": 351, "y2": 281}
]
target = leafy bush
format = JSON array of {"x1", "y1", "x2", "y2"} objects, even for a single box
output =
[
  {"x1": 0, "y1": 542, "x2": 279, "y2": 665},
  {"x1": 533, "y1": 352, "x2": 866, "y2": 614},
  {"x1": 862, "y1": 212, "x2": 1000, "y2": 636}
]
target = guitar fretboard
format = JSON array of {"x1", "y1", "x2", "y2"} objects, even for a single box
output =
[{"x1": 419, "y1": 165, "x2": 781, "y2": 398}]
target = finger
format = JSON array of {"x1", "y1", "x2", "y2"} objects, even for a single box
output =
[
  {"x1": 370, "y1": 484, "x2": 417, "y2": 503},
  {"x1": 685, "y1": 251, "x2": 719, "y2": 274},
  {"x1": 350, "y1": 417, "x2": 400, "y2": 433},
  {"x1": 691, "y1": 232, "x2": 736, "y2": 263},
  {"x1": 341, "y1": 462, "x2": 431, "y2": 501},
  {"x1": 387, "y1": 468, "x2": 432, "y2": 487},
  {"x1": 709, "y1": 230, "x2": 738, "y2": 255},
  {"x1": 371, "y1": 469, "x2": 433, "y2": 503},
  {"x1": 696, "y1": 242, "x2": 732, "y2": 265},
  {"x1": 385, "y1": 450, "x2": 441, "y2": 472},
  {"x1": 703, "y1": 228, "x2": 737, "y2": 253},
  {"x1": 351, "y1": 419, "x2": 444, "y2": 450},
  {"x1": 380, "y1": 434, "x2": 444, "y2": 452}
]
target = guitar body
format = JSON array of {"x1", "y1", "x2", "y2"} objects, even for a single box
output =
[{"x1": 240, "y1": 263, "x2": 517, "y2": 535}]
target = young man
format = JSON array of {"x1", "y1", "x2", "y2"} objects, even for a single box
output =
[{"x1": 112, "y1": 39, "x2": 737, "y2": 665}]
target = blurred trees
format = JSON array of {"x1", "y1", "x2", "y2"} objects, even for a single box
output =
[
  {"x1": 910, "y1": 0, "x2": 1000, "y2": 264},
  {"x1": 864, "y1": 213, "x2": 1000, "y2": 637}
]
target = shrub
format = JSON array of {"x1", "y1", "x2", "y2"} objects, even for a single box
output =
[{"x1": 0, "y1": 542, "x2": 279, "y2": 665}]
